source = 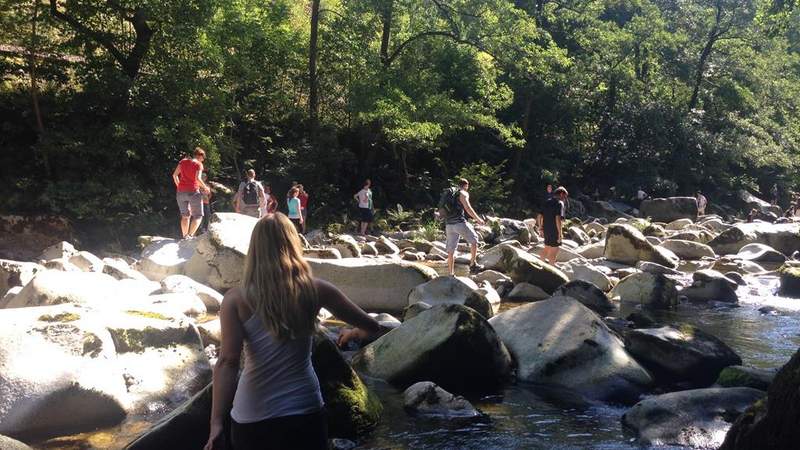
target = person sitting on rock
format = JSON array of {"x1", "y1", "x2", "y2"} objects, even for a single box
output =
[
  {"x1": 204, "y1": 213, "x2": 388, "y2": 450},
  {"x1": 541, "y1": 187, "x2": 568, "y2": 265},
  {"x1": 444, "y1": 178, "x2": 486, "y2": 276}
]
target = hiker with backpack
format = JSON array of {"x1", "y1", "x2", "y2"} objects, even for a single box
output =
[
  {"x1": 354, "y1": 179, "x2": 373, "y2": 236},
  {"x1": 235, "y1": 169, "x2": 266, "y2": 218},
  {"x1": 438, "y1": 178, "x2": 485, "y2": 276},
  {"x1": 541, "y1": 186, "x2": 568, "y2": 265}
]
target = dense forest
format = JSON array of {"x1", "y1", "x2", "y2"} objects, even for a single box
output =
[{"x1": 1, "y1": 0, "x2": 798, "y2": 236}]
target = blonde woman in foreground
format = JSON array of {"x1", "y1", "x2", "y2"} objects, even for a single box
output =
[{"x1": 204, "y1": 213, "x2": 386, "y2": 450}]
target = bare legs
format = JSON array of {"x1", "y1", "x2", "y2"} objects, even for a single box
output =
[
  {"x1": 180, "y1": 215, "x2": 203, "y2": 239},
  {"x1": 542, "y1": 246, "x2": 559, "y2": 265},
  {"x1": 189, "y1": 216, "x2": 202, "y2": 237},
  {"x1": 360, "y1": 221, "x2": 368, "y2": 236},
  {"x1": 180, "y1": 216, "x2": 190, "y2": 238},
  {"x1": 447, "y1": 243, "x2": 479, "y2": 276}
]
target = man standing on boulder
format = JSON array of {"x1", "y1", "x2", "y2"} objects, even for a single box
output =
[
  {"x1": 541, "y1": 187, "x2": 568, "y2": 265},
  {"x1": 354, "y1": 179, "x2": 374, "y2": 236},
  {"x1": 234, "y1": 169, "x2": 266, "y2": 218},
  {"x1": 172, "y1": 147, "x2": 210, "y2": 239},
  {"x1": 445, "y1": 178, "x2": 485, "y2": 276}
]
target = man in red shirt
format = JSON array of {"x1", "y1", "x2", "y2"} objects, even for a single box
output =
[
  {"x1": 298, "y1": 184, "x2": 309, "y2": 232},
  {"x1": 172, "y1": 147, "x2": 210, "y2": 239}
]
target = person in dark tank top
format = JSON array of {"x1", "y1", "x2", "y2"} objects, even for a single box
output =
[{"x1": 204, "y1": 213, "x2": 389, "y2": 450}]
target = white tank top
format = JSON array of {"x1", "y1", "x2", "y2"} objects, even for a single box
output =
[{"x1": 230, "y1": 315, "x2": 323, "y2": 423}]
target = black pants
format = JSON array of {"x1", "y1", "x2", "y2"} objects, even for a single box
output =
[{"x1": 230, "y1": 410, "x2": 328, "y2": 450}]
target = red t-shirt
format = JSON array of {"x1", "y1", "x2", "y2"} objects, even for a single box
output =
[
  {"x1": 299, "y1": 192, "x2": 309, "y2": 209},
  {"x1": 177, "y1": 159, "x2": 203, "y2": 192}
]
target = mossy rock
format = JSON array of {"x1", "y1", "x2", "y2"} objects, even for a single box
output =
[
  {"x1": 716, "y1": 366, "x2": 774, "y2": 391},
  {"x1": 312, "y1": 333, "x2": 382, "y2": 438},
  {"x1": 778, "y1": 266, "x2": 800, "y2": 298},
  {"x1": 38, "y1": 312, "x2": 80, "y2": 322}
]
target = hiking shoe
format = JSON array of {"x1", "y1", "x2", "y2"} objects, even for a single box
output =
[{"x1": 469, "y1": 263, "x2": 485, "y2": 274}]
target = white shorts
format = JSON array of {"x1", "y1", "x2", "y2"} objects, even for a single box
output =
[{"x1": 445, "y1": 221, "x2": 479, "y2": 254}]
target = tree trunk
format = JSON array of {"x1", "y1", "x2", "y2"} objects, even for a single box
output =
[
  {"x1": 308, "y1": 0, "x2": 321, "y2": 137},
  {"x1": 379, "y1": 0, "x2": 393, "y2": 70},
  {"x1": 688, "y1": 34, "x2": 716, "y2": 111},
  {"x1": 28, "y1": 0, "x2": 44, "y2": 134}
]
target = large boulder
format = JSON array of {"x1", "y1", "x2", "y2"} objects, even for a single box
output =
[
  {"x1": 102, "y1": 258, "x2": 150, "y2": 282},
  {"x1": 569, "y1": 263, "x2": 614, "y2": 292},
  {"x1": 159, "y1": 275, "x2": 224, "y2": 313},
  {"x1": 68, "y1": 251, "x2": 105, "y2": 272},
  {"x1": 716, "y1": 366, "x2": 776, "y2": 391},
  {"x1": 720, "y1": 347, "x2": 800, "y2": 450},
  {"x1": 682, "y1": 269, "x2": 739, "y2": 303},
  {"x1": 640, "y1": 197, "x2": 699, "y2": 222},
  {"x1": 332, "y1": 235, "x2": 362, "y2": 258},
  {"x1": 0, "y1": 435, "x2": 32, "y2": 450},
  {"x1": 312, "y1": 333, "x2": 382, "y2": 437},
  {"x1": 622, "y1": 387, "x2": 765, "y2": 448},
  {"x1": 609, "y1": 272, "x2": 678, "y2": 309},
  {"x1": 488, "y1": 297, "x2": 653, "y2": 402},
  {"x1": 709, "y1": 223, "x2": 800, "y2": 256},
  {"x1": 480, "y1": 245, "x2": 568, "y2": 293},
  {"x1": 403, "y1": 382, "x2": 480, "y2": 418},
  {"x1": 353, "y1": 304, "x2": 512, "y2": 392},
  {"x1": 138, "y1": 238, "x2": 199, "y2": 282},
  {"x1": 37, "y1": 241, "x2": 78, "y2": 262},
  {"x1": 660, "y1": 239, "x2": 716, "y2": 260},
  {"x1": 505, "y1": 282, "x2": 549, "y2": 302},
  {"x1": 0, "y1": 260, "x2": 43, "y2": 296},
  {"x1": 184, "y1": 213, "x2": 258, "y2": 291},
  {"x1": 604, "y1": 224, "x2": 678, "y2": 268},
  {"x1": 2, "y1": 270, "x2": 117, "y2": 309},
  {"x1": 625, "y1": 325, "x2": 742, "y2": 387},
  {"x1": 553, "y1": 280, "x2": 614, "y2": 315},
  {"x1": 124, "y1": 384, "x2": 212, "y2": 450},
  {"x1": 0, "y1": 304, "x2": 210, "y2": 442},
  {"x1": 309, "y1": 259, "x2": 437, "y2": 312},
  {"x1": 735, "y1": 243, "x2": 786, "y2": 265},
  {"x1": 739, "y1": 190, "x2": 781, "y2": 216},
  {"x1": 407, "y1": 276, "x2": 498, "y2": 318}
]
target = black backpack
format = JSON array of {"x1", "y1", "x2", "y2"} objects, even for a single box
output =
[
  {"x1": 437, "y1": 186, "x2": 461, "y2": 220},
  {"x1": 242, "y1": 181, "x2": 259, "y2": 205}
]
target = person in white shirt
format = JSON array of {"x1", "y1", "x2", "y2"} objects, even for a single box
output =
[
  {"x1": 353, "y1": 179, "x2": 373, "y2": 236},
  {"x1": 696, "y1": 191, "x2": 708, "y2": 216}
]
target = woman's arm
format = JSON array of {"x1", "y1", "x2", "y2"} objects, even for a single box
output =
[
  {"x1": 172, "y1": 166, "x2": 181, "y2": 187},
  {"x1": 315, "y1": 279, "x2": 388, "y2": 346},
  {"x1": 204, "y1": 289, "x2": 245, "y2": 450}
]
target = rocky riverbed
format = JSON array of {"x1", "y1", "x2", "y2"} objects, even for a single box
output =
[{"x1": 1, "y1": 198, "x2": 800, "y2": 449}]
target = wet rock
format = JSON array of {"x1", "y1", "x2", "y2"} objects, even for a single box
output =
[
  {"x1": 353, "y1": 304, "x2": 512, "y2": 393},
  {"x1": 622, "y1": 387, "x2": 765, "y2": 447},
  {"x1": 604, "y1": 224, "x2": 679, "y2": 268},
  {"x1": 124, "y1": 384, "x2": 212, "y2": 450},
  {"x1": 0, "y1": 260, "x2": 43, "y2": 296},
  {"x1": 735, "y1": 243, "x2": 786, "y2": 264},
  {"x1": 609, "y1": 272, "x2": 678, "y2": 309},
  {"x1": 506, "y1": 282, "x2": 549, "y2": 302},
  {"x1": 640, "y1": 197, "x2": 699, "y2": 222},
  {"x1": 660, "y1": 239, "x2": 716, "y2": 260},
  {"x1": 159, "y1": 274, "x2": 223, "y2": 313},
  {"x1": 682, "y1": 269, "x2": 739, "y2": 303},
  {"x1": 777, "y1": 266, "x2": 800, "y2": 298},
  {"x1": 720, "y1": 347, "x2": 800, "y2": 450},
  {"x1": 625, "y1": 325, "x2": 742, "y2": 387},
  {"x1": 403, "y1": 381, "x2": 481, "y2": 418},
  {"x1": 489, "y1": 297, "x2": 652, "y2": 403},
  {"x1": 716, "y1": 366, "x2": 775, "y2": 391},
  {"x1": 553, "y1": 280, "x2": 614, "y2": 315},
  {"x1": 313, "y1": 333, "x2": 382, "y2": 437},
  {"x1": 626, "y1": 311, "x2": 657, "y2": 328}
]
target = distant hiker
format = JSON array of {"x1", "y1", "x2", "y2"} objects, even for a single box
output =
[
  {"x1": 261, "y1": 184, "x2": 278, "y2": 216},
  {"x1": 203, "y1": 213, "x2": 387, "y2": 450},
  {"x1": 771, "y1": 184, "x2": 779, "y2": 205},
  {"x1": 298, "y1": 184, "x2": 309, "y2": 233},
  {"x1": 537, "y1": 184, "x2": 555, "y2": 230},
  {"x1": 235, "y1": 169, "x2": 266, "y2": 218},
  {"x1": 172, "y1": 147, "x2": 210, "y2": 239},
  {"x1": 541, "y1": 187, "x2": 568, "y2": 265},
  {"x1": 439, "y1": 178, "x2": 485, "y2": 276},
  {"x1": 201, "y1": 173, "x2": 212, "y2": 231},
  {"x1": 636, "y1": 187, "x2": 648, "y2": 209},
  {"x1": 354, "y1": 179, "x2": 373, "y2": 236},
  {"x1": 696, "y1": 191, "x2": 708, "y2": 216},
  {"x1": 287, "y1": 187, "x2": 304, "y2": 233}
]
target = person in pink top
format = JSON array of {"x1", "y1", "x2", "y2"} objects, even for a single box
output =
[
  {"x1": 172, "y1": 147, "x2": 210, "y2": 239},
  {"x1": 297, "y1": 184, "x2": 309, "y2": 233}
]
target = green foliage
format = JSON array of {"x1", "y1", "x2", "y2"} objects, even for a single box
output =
[
  {"x1": 417, "y1": 220, "x2": 443, "y2": 242},
  {"x1": 455, "y1": 162, "x2": 513, "y2": 215}
]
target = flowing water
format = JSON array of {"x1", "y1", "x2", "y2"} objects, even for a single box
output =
[
  {"x1": 36, "y1": 275, "x2": 800, "y2": 450},
  {"x1": 356, "y1": 275, "x2": 800, "y2": 450}
]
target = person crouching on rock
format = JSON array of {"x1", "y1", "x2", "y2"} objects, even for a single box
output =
[
  {"x1": 541, "y1": 187, "x2": 568, "y2": 265},
  {"x1": 204, "y1": 213, "x2": 388, "y2": 450}
]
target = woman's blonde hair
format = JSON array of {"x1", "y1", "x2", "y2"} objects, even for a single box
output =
[{"x1": 242, "y1": 213, "x2": 318, "y2": 340}]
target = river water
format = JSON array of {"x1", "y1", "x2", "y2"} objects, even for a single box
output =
[
  {"x1": 356, "y1": 275, "x2": 800, "y2": 450},
  {"x1": 36, "y1": 275, "x2": 799, "y2": 450}
]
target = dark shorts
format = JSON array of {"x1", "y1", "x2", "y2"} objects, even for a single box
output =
[
  {"x1": 231, "y1": 410, "x2": 328, "y2": 450},
  {"x1": 290, "y1": 218, "x2": 303, "y2": 233},
  {"x1": 358, "y1": 207, "x2": 373, "y2": 223},
  {"x1": 543, "y1": 228, "x2": 561, "y2": 247}
]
